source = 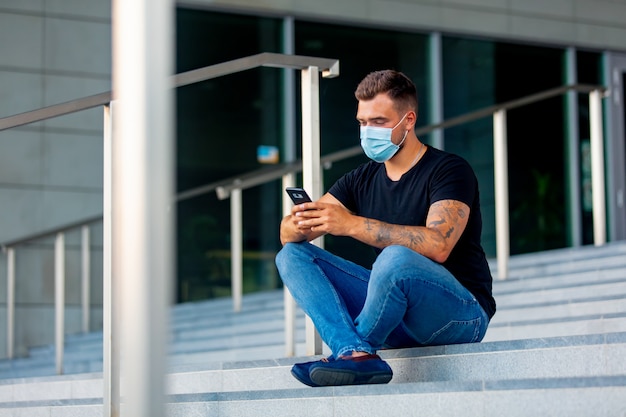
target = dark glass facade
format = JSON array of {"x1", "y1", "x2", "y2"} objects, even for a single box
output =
[
  {"x1": 175, "y1": 7, "x2": 604, "y2": 302},
  {"x1": 176, "y1": 10, "x2": 284, "y2": 301}
]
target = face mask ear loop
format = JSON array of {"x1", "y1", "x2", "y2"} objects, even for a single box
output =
[
  {"x1": 397, "y1": 130, "x2": 408, "y2": 148},
  {"x1": 392, "y1": 113, "x2": 409, "y2": 130}
]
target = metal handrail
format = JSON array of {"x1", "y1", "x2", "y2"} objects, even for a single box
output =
[
  {"x1": 1, "y1": 76, "x2": 604, "y2": 244},
  {"x1": 0, "y1": 215, "x2": 102, "y2": 249},
  {"x1": 197, "y1": 83, "x2": 608, "y2": 199},
  {"x1": 0, "y1": 52, "x2": 339, "y2": 132},
  {"x1": 4, "y1": 82, "x2": 602, "y2": 247}
]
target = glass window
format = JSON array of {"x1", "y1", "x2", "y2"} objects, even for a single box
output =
[
  {"x1": 576, "y1": 50, "x2": 603, "y2": 245},
  {"x1": 442, "y1": 37, "x2": 497, "y2": 256},
  {"x1": 176, "y1": 9, "x2": 283, "y2": 302},
  {"x1": 443, "y1": 37, "x2": 566, "y2": 256}
]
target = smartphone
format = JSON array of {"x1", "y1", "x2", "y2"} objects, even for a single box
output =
[{"x1": 286, "y1": 187, "x2": 312, "y2": 205}]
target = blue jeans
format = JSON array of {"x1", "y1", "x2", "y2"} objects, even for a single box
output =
[{"x1": 275, "y1": 242, "x2": 489, "y2": 357}]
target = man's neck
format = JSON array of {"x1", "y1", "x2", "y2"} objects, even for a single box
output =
[{"x1": 384, "y1": 136, "x2": 425, "y2": 181}]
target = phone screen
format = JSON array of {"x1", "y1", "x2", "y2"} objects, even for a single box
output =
[{"x1": 286, "y1": 187, "x2": 312, "y2": 205}]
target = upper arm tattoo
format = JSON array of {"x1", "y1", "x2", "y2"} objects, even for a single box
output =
[{"x1": 427, "y1": 200, "x2": 469, "y2": 244}]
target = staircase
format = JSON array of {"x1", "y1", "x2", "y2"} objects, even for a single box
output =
[{"x1": 1, "y1": 242, "x2": 625, "y2": 416}]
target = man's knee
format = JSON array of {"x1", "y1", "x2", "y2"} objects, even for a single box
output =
[
  {"x1": 275, "y1": 242, "x2": 295, "y2": 270},
  {"x1": 275, "y1": 242, "x2": 311, "y2": 272},
  {"x1": 374, "y1": 245, "x2": 420, "y2": 268}
]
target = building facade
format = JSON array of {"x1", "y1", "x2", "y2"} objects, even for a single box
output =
[{"x1": 1, "y1": 0, "x2": 626, "y2": 357}]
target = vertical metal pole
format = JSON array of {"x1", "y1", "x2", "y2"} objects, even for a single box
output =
[
  {"x1": 81, "y1": 225, "x2": 90, "y2": 333},
  {"x1": 103, "y1": 103, "x2": 119, "y2": 417},
  {"x1": 282, "y1": 16, "x2": 296, "y2": 164},
  {"x1": 428, "y1": 32, "x2": 444, "y2": 150},
  {"x1": 565, "y1": 49, "x2": 582, "y2": 247},
  {"x1": 589, "y1": 89, "x2": 607, "y2": 246},
  {"x1": 55, "y1": 232, "x2": 65, "y2": 375},
  {"x1": 231, "y1": 188, "x2": 243, "y2": 312},
  {"x1": 282, "y1": 173, "x2": 297, "y2": 357},
  {"x1": 6, "y1": 248, "x2": 15, "y2": 359},
  {"x1": 493, "y1": 110, "x2": 510, "y2": 280},
  {"x1": 281, "y1": 17, "x2": 298, "y2": 357},
  {"x1": 301, "y1": 66, "x2": 323, "y2": 355},
  {"x1": 112, "y1": 0, "x2": 174, "y2": 416}
]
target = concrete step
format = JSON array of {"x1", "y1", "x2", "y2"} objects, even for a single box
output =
[
  {"x1": 2, "y1": 377, "x2": 625, "y2": 417},
  {"x1": 493, "y1": 279, "x2": 626, "y2": 308},
  {"x1": 492, "y1": 265, "x2": 626, "y2": 296},
  {"x1": 3, "y1": 332, "x2": 625, "y2": 400},
  {"x1": 1, "y1": 333, "x2": 625, "y2": 416},
  {"x1": 489, "y1": 241, "x2": 626, "y2": 279},
  {"x1": 5, "y1": 267, "x2": 626, "y2": 379}
]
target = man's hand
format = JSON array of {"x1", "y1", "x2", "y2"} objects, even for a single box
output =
[
  {"x1": 291, "y1": 201, "x2": 357, "y2": 236},
  {"x1": 279, "y1": 193, "x2": 351, "y2": 245}
]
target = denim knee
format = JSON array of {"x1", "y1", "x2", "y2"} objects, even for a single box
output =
[
  {"x1": 373, "y1": 245, "x2": 425, "y2": 273},
  {"x1": 376, "y1": 245, "x2": 416, "y2": 262},
  {"x1": 276, "y1": 241, "x2": 303, "y2": 263}
]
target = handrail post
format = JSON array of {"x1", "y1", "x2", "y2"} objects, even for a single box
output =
[
  {"x1": 301, "y1": 66, "x2": 323, "y2": 355},
  {"x1": 493, "y1": 109, "x2": 510, "y2": 280},
  {"x1": 231, "y1": 187, "x2": 243, "y2": 312},
  {"x1": 6, "y1": 248, "x2": 15, "y2": 359},
  {"x1": 282, "y1": 173, "x2": 297, "y2": 357},
  {"x1": 589, "y1": 89, "x2": 607, "y2": 246},
  {"x1": 55, "y1": 232, "x2": 65, "y2": 375},
  {"x1": 81, "y1": 225, "x2": 90, "y2": 333},
  {"x1": 102, "y1": 102, "x2": 120, "y2": 417}
]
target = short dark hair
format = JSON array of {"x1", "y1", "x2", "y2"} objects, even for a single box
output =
[{"x1": 354, "y1": 70, "x2": 418, "y2": 115}]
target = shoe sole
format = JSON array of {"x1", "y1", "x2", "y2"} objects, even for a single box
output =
[
  {"x1": 290, "y1": 367, "x2": 321, "y2": 387},
  {"x1": 309, "y1": 367, "x2": 392, "y2": 386}
]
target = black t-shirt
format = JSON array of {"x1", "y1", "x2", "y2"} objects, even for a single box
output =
[{"x1": 328, "y1": 146, "x2": 496, "y2": 318}]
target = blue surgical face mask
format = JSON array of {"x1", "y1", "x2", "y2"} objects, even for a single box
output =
[{"x1": 360, "y1": 113, "x2": 409, "y2": 163}]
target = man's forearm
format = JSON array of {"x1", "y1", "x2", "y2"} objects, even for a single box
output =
[{"x1": 352, "y1": 217, "x2": 448, "y2": 263}]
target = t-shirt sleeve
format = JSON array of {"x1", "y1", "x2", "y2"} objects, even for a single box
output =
[
  {"x1": 429, "y1": 156, "x2": 476, "y2": 207},
  {"x1": 328, "y1": 164, "x2": 367, "y2": 213}
]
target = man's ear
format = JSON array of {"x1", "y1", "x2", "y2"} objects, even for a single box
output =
[{"x1": 406, "y1": 110, "x2": 417, "y2": 129}]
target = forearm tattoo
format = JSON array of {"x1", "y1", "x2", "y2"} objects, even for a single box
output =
[{"x1": 362, "y1": 200, "x2": 469, "y2": 254}]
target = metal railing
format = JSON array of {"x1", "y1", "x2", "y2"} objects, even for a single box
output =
[
  {"x1": 208, "y1": 83, "x2": 609, "y2": 281},
  {"x1": 0, "y1": 52, "x2": 339, "y2": 417},
  {"x1": 1, "y1": 81, "x2": 608, "y2": 356},
  {"x1": 0, "y1": 55, "x2": 608, "y2": 415},
  {"x1": 1, "y1": 216, "x2": 102, "y2": 368}
]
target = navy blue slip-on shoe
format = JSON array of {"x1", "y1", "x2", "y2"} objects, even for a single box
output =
[
  {"x1": 308, "y1": 354, "x2": 392, "y2": 386},
  {"x1": 291, "y1": 356, "x2": 335, "y2": 387}
]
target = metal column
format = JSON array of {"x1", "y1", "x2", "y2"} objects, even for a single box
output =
[
  {"x1": 428, "y1": 32, "x2": 444, "y2": 150},
  {"x1": 493, "y1": 110, "x2": 510, "y2": 280},
  {"x1": 103, "y1": 103, "x2": 120, "y2": 417},
  {"x1": 81, "y1": 225, "x2": 91, "y2": 333},
  {"x1": 301, "y1": 66, "x2": 323, "y2": 355},
  {"x1": 281, "y1": 17, "x2": 298, "y2": 357},
  {"x1": 565, "y1": 48, "x2": 582, "y2": 247},
  {"x1": 282, "y1": 173, "x2": 297, "y2": 357},
  {"x1": 589, "y1": 90, "x2": 607, "y2": 246},
  {"x1": 6, "y1": 248, "x2": 15, "y2": 359},
  {"x1": 231, "y1": 188, "x2": 243, "y2": 312},
  {"x1": 54, "y1": 232, "x2": 65, "y2": 375},
  {"x1": 112, "y1": 1, "x2": 174, "y2": 417}
]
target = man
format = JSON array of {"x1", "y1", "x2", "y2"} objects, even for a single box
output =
[{"x1": 275, "y1": 70, "x2": 496, "y2": 387}]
